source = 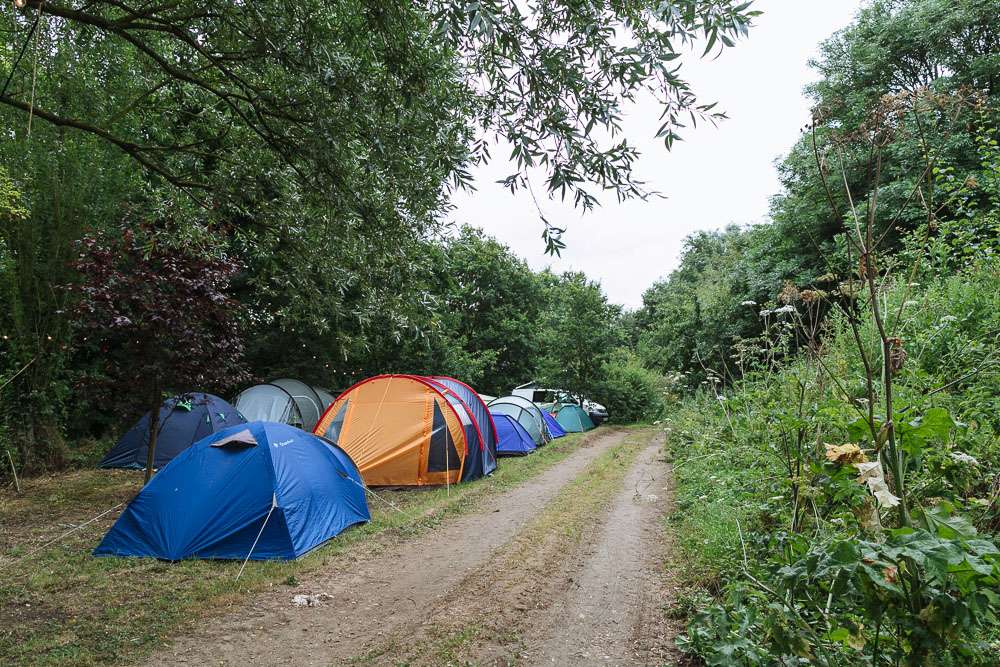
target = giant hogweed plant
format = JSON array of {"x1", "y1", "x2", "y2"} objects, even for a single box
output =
[{"x1": 680, "y1": 91, "x2": 1000, "y2": 665}]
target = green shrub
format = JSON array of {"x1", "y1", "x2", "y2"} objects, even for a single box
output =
[
  {"x1": 595, "y1": 349, "x2": 666, "y2": 423},
  {"x1": 669, "y1": 259, "x2": 1000, "y2": 665}
]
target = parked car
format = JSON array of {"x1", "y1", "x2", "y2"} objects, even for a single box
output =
[
  {"x1": 583, "y1": 399, "x2": 608, "y2": 425},
  {"x1": 512, "y1": 381, "x2": 609, "y2": 424}
]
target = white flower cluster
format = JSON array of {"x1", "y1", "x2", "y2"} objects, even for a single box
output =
[
  {"x1": 759, "y1": 304, "x2": 797, "y2": 317},
  {"x1": 950, "y1": 452, "x2": 979, "y2": 466}
]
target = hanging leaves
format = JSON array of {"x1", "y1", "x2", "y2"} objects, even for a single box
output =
[{"x1": 855, "y1": 460, "x2": 901, "y2": 509}]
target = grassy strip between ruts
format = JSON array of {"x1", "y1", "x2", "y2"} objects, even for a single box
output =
[
  {"x1": 0, "y1": 426, "x2": 627, "y2": 667},
  {"x1": 349, "y1": 428, "x2": 655, "y2": 665}
]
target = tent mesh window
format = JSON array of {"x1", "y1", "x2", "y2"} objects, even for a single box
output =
[
  {"x1": 322, "y1": 399, "x2": 350, "y2": 445},
  {"x1": 427, "y1": 401, "x2": 461, "y2": 472}
]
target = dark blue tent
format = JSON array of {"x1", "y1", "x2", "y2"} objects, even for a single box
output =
[
  {"x1": 493, "y1": 413, "x2": 536, "y2": 456},
  {"x1": 94, "y1": 422, "x2": 370, "y2": 561},
  {"x1": 542, "y1": 411, "x2": 567, "y2": 438},
  {"x1": 428, "y1": 376, "x2": 498, "y2": 480},
  {"x1": 99, "y1": 393, "x2": 245, "y2": 470}
]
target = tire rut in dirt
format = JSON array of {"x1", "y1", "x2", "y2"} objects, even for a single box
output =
[
  {"x1": 350, "y1": 429, "x2": 677, "y2": 667},
  {"x1": 520, "y1": 436, "x2": 682, "y2": 666}
]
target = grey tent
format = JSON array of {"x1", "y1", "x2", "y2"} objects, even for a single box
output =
[
  {"x1": 314, "y1": 387, "x2": 336, "y2": 413},
  {"x1": 270, "y1": 378, "x2": 326, "y2": 431},
  {"x1": 487, "y1": 395, "x2": 551, "y2": 446},
  {"x1": 234, "y1": 383, "x2": 304, "y2": 428}
]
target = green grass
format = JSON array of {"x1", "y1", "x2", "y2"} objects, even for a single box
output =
[
  {"x1": 0, "y1": 428, "x2": 614, "y2": 667},
  {"x1": 660, "y1": 398, "x2": 770, "y2": 592}
]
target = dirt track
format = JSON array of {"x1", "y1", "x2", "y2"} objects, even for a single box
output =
[
  {"x1": 149, "y1": 428, "x2": 679, "y2": 666},
  {"x1": 520, "y1": 438, "x2": 680, "y2": 665}
]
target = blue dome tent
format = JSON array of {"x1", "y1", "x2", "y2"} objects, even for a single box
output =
[
  {"x1": 492, "y1": 414, "x2": 536, "y2": 456},
  {"x1": 98, "y1": 393, "x2": 245, "y2": 470},
  {"x1": 541, "y1": 411, "x2": 566, "y2": 438},
  {"x1": 94, "y1": 422, "x2": 370, "y2": 561}
]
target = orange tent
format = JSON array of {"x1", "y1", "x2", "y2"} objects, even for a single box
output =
[{"x1": 313, "y1": 375, "x2": 468, "y2": 486}]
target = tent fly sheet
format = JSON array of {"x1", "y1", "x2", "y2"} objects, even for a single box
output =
[
  {"x1": 234, "y1": 383, "x2": 303, "y2": 427},
  {"x1": 487, "y1": 395, "x2": 550, "y2": 446},
  {"x1": 94, "y1": 422, "x2": 370, "y2": 561},
  {"x1": 270, "y1": 378, "x2": 325, "y2": 431},
  {"x1": 541, "y1": 410, "x2": 567, "y2": 438},
  {"x1": 99, "y1": 393, "x2": 246, "y2": 470},
  {"x1": 493, "y1": 413, "x2": 536, "y2": 456},
  {"x1": 427, "y1": 376, "x2": 497, "y2": 479},
  {"x1": 314, "y1": 375, "x2": 476, "y2": 486},
  {"x1": 314, "y1": 387, "x2": 336, "y2": 413},
  {"x1": 554, "y1": 403, "x2": 596, "y2": 432}
]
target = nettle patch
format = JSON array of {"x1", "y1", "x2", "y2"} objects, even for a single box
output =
[{"x1": 674, "y1": 86, "x2": 1000, "y2": 667}]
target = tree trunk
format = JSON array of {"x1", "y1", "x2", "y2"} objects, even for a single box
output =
[{"x1": 144, "y1": 380, "x2": 161, "y2": 483}]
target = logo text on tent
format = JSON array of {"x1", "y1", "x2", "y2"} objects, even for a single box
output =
[{"x1": 272, "y1": 439, "x2": 295, "y2": 448}]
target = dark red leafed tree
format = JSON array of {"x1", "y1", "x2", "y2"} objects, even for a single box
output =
[{"x1": 69, "y1": 225, "x2": 249, "y2": 481}]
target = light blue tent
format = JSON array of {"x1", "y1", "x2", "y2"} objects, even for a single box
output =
[
  {"x1": 94, "y1": 422, "x2": 369, "y2": 561},
  {"x1": 487, "y1": 395, "x2": 550, "y2": 445},
  {"x1": 493, "y1": 413, "x2": 536, "y2": 456}
]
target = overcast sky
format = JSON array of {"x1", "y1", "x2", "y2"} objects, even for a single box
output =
[{"x1": 448, "y1": 0, "x2": 866, "y2": 309}]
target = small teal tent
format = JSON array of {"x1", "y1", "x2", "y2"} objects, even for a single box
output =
[
  {"x1": 94, "y1": 422, "x2": 369, "y2": 561},
  {"x1": 493, "y1": 414, "x2": 536, "y2": 456},
  {"x1": 542, "y1": 411, "x2": 566, "y2": 438},
  {"x1": 554, "y1": 403, "x2": 596, "y2": 433}
]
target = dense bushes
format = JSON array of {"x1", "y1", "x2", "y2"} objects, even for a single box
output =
[
  {"x1": 668, "y1": 259, "x2": 1000, "y2": 665},
  {"x1": 595, "y1": 350, "x2": 666, "y2": 424},
  {"x1": 653, "y1": 4, "x2": 1000, "y2": 657}
]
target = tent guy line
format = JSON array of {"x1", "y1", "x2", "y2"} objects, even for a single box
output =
[
  {"x1": 341, "y1": 472, "x2": 418, "y2": 523},
  {"x1": 236, "y1": 493, "x2": 278, "y2": 581},
  {"x1": 1, "y1": 501, "x2": 125, "y2": 572}
]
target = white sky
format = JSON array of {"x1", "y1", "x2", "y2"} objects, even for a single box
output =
[{"x1": 448, "y1": 0, "x2": 866, "y2": 309}]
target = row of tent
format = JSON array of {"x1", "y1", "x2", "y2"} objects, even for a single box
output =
[
  {"x1": 94, "y1": 374, "x2": 595, "y2": 561},
  {"x1": 99, "y1": 378, "x2": 334, "y2": 470}
]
